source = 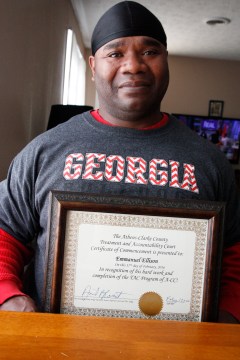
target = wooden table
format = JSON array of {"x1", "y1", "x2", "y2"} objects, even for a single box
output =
[{"x1": 0, "y1": 311, "x2": 239, "y2": 360}]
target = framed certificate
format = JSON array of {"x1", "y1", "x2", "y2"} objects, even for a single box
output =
[{"x1": 44, "y1": 191, "x2": 225, "y2": 322}]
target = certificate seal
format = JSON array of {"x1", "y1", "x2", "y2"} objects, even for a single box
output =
[{"x1": 139, "y1": 292, "x2": 163, "y2": 316}]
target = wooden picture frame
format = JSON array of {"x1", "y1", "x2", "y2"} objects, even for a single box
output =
[
  {"x1": 208, "y1": 100, "x2": 224, "y2": 117},
  {"x1": 43, "y1": 191, "x2": 225, "y2": 322}
]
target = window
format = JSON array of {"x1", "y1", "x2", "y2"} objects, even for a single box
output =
[{"x1": 63, "y1": 29, "x2": 86, "y2": 105}]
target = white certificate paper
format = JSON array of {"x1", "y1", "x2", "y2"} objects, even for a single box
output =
[{"x1": 61, "y1": 211, "x2": 208, "y2": 321}]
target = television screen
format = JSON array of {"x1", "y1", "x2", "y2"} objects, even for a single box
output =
[{"x1": 172, "y1": 114, "x2": 240, "y2": 164}]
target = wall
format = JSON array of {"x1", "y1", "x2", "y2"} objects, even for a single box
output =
[
  {"x1": 162, "y1": 56, "x2": 240, "y2": 118},
  {"x1": 0, "y1": 0, "x2": 85, "y2": 180}
]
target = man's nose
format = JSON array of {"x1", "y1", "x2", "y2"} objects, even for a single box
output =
[{"x1": 122, "y1": 53, "x2": 146, "y2": 73}]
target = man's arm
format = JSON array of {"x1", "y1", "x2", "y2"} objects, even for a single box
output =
[{"x1": 0, "y1": 229, "x2": 37, "y2": 311}]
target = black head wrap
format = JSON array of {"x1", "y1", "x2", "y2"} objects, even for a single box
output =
[{"x1": 91, "y1": 1, "x2": 167, "y2": 55}]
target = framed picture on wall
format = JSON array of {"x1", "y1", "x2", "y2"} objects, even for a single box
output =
[{"x1": 208, "y1": 100, "x2": 224, "y2": 117}]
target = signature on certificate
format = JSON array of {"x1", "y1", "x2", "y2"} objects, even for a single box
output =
[
  {"x1": 166, "y1": 296, "x2": 190, "y2": 305},
  {"x1": 80, "y1": 285, "x2": 132, "y2": 300}
]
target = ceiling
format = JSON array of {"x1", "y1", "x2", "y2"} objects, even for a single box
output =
[{"x1": 71, "y1": 0, "x2": 240, "y2": 61}]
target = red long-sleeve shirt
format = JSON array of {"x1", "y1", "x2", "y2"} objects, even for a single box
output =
[{"x1": 0, "y1": 229, "x2": 33, "y2": 303}]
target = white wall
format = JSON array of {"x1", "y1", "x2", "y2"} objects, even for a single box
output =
[{"x1": 162, "y1": 55, "x2": 240, "y2": 118}]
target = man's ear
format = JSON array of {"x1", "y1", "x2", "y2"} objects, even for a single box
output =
[{"x1": 89, "y1": 56, "x2": 95, "y2": 81}]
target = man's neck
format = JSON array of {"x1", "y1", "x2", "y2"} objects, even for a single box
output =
[
  {"x1": 97, "y1": 108, "x2": 166, "y2": 129},
  {"x1": 91, "y1": 110, "x2": 169, "y2": 130}
]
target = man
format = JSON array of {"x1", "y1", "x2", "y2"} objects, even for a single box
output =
[{"x1": 0, "y1": 1, "x2": 239, "y2": 323}]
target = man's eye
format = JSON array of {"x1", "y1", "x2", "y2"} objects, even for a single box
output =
[
  {"x1": 108, "y1": 52, "x2": 122, "y2": 58},
  {"x1": 143, "y1": 50, "x2": 159, "y2": 56}
]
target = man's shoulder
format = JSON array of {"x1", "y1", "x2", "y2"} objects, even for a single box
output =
[
  {"x1": 12, "y1": 112, "x2": 91, "y2": 162},
  {"x1": 45, "y1": 111, "x2": 90, "y2": 135}
]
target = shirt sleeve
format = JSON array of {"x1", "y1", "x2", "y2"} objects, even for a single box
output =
[
  {"x1": 219, "y1": 242, "x2": 240, "y2": 321},
  {"x1": 0, "y1": 228, "x2": 33, "y2": 304}
]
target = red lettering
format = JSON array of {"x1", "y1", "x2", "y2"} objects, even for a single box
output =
[
  {"x1": 63, "y1": 153, "x2": 84, "y2": 180},
  {"x1": 149, "y1": 159, "x2": 168, "y2": 185},
  {"x1": 169, "y1": 160, "x2": 180, "y2": 188},
  {"x1": 105, "y1": 155, "x2": 125, "y2": 182},
  {"x1": 181, "y1": 163, "x2": 199, "y2": 193},
  {"x1": 82, "y1": 153, "x2": 106, "y2": 180},
  {"x1": 125, "y1": 157, "x2": 147, "y2": 184}
]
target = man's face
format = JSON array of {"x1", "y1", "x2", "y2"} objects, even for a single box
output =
[{"x1": 89, "y1": 36, "x2": 169, "y2": 121}]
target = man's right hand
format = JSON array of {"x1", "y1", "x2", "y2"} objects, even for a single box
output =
[{"x1": 0, "y1": 295, "x2": 37, "y2": 312}]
